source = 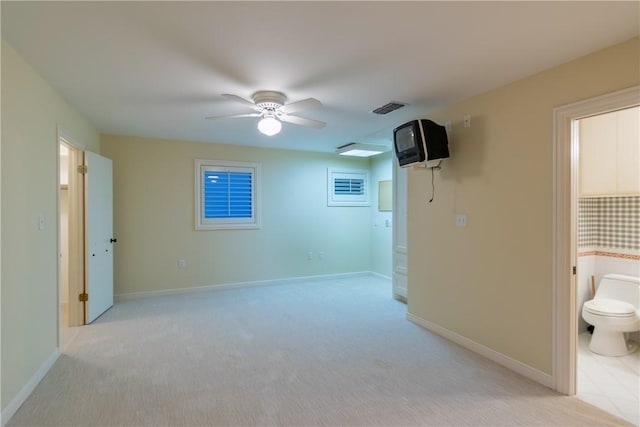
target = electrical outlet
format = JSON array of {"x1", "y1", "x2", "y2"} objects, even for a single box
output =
[
  {"x1": 178, "y1": 259, "x2": 186, "y2": 268},
  {"x1": 318, "y1": 251, "x2": 325, "y2": 260},
  {"x1": 456, "y1": 214, "x2": 467, "y2": 227},
  {"x1": 463, "y1": 115, "x2": 471, "y2": 128},
  {"x1": 307, "y1": 251, "x2": 313, "y2": 261}
]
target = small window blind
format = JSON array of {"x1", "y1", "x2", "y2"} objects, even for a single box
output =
[
  {"x1": 333, "y1": 177, "x2": 364, "y2": 196},
  {"x1": 195, "y1": 159, "x2": 261, "y2": 230},
  {"x1": 203, "y1": 171, "x2": 252, "y2": 218},
  {"x1": 327, "y1": 168, "x2": 370, "y2": 206}
]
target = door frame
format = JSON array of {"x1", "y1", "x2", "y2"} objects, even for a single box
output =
[
  {"x1": 552, "y1": 85, "x2": 639, "y2": 395},
  {"x1": 57, "y1": 126, "x2": 86, "y2": 344}
]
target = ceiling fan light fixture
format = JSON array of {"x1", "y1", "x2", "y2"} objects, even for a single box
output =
[
  {"x1": 210, "y1": 90, "x2": 325, "y2": 134},
  {"x1": 257, "y1": 115, "x2": 282, "y2": 136}
]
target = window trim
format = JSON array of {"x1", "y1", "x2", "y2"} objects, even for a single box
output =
[
  {"x1": 195, "y1": 159, "x2": 261, "y2": 230},
  {"x1": 327, "y1": 167, "x2": 370, "y2": 207}
]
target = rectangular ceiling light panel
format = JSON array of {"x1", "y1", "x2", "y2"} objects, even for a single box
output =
[{"x1": 336, "y1": 143, "x2": 388, "y2": 157}]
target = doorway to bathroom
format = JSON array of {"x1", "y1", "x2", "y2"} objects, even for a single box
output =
[
  {"x1": 574, "y1": 105, "x2": 639, "y2": 425},
  {"x1": 552, "y1": 86, "x2": 639, "y2": 422}
]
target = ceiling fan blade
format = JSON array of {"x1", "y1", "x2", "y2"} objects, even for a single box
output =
[
  {"x1": 205, "y1": 112, "x2": 261, "y2": 120},
  {"x1": 280, "y1": 98, "x2": 322, "y2": 114},
  {"x1": 279, "y1": 114, "x2": 326, "y2": 129},
  {"x1": 221, "y1": 94, "x2": 260, "y2": 110}
]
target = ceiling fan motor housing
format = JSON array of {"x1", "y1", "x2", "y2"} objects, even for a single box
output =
[
  {"x1": 208, "y1": 90, "x2": 325, "y2": 130},
  {"x1": 252, "y1": 91, "x2": 286, "y2": 111}
]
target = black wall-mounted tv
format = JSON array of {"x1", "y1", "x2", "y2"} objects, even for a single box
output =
[{"x1": 393, "y1": 119, "x2": 449, "y2": 168}]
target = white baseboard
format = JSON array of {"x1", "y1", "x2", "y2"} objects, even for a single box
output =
[
  {"x1": 370, "y1": 272, "x2": 392, "y2": 281},
  {"x1": 115, "y1": 271, "x2": 379, "y2": 301},
  {"x1": 1, "y1": 349, "x2": 60, "y2": 427},
  {"x1": 406, "y1": 312, "x2": 553, "y2": 389}
]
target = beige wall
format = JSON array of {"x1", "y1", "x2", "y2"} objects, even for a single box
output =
[
  {"x1": 100, "y1": 135, "x2": 374, "y2": 296},
  {"x1": 407, "y1": 37, "x2": 639, "y2": 374},
  {"x1": 1, "y1": 41, "x2": 100, "y2": 411}
]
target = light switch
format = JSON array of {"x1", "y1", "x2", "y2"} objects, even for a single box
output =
[{"x1": 38, "y1": 214, "x2": 45, "y2": 230}]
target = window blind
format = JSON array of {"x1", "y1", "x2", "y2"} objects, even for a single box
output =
[
  {"x1": 334, "y1": 178, "x2": 364, "y2": 195},
  {"x1": 327, "y1": 168, "x2": 370, "y2": 206},
  {"x1": 203, "y1": 171, "x2": 252, "y2": 218}
]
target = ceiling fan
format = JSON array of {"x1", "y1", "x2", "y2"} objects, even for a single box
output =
[{"x1": 206, "y1": 91, "x2": 326, "y2": 136}]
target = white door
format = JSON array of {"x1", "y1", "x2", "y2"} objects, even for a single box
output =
[
  {"x1": 85, "y1": 151, "x2": 114, "y2": 323},
  {"x1": 392, "y1": 160, "x2": 408, "y2": 300}
]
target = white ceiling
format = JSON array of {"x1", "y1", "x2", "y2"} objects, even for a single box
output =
[{"x1": 2, "y1": 1, "x2": 638, "y2": 154}]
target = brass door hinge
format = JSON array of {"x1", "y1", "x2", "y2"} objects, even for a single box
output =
[
  {"x1": 79, "y1": 292, "x2": 88, "y2": 302},
  {"x1": 572, "y1": 266, "x2": 577, "y2": 275},
  {"x1": 77, "y1": 165, "x2": 88, "y2": 174}
]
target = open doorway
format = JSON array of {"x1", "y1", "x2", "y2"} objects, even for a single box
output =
[
  {"x1": 58, "y1": 134, "x2": 85, "y2": 349},
  {"x1": 59, "y1": 143, "x2": 70, "y2": 327},
  {"x1": 58, "y1": 130, "x2": 115, "y2": 349},
  {"x1": 552, "y1": 87, "x2": 639, "y2": 416},
  {"x1": 574, "y1": 106, "x2": 639, "y2": 425}
]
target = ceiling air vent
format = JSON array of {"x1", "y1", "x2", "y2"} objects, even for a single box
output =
[{"x1": 371, "y1": 101, "x2": 407, "y2": 115}]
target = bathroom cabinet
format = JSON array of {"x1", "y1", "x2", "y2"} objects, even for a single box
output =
[{"x1": 579, "y1": 106, "x2": 640, "y2": 196}]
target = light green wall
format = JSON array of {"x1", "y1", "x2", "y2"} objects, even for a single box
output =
[
  {"x1": 1, "y1": 41, "x2": 100, "y2": 412},
  {"x1": 370, "y1": 152, "x2": 393, "y2": 278},
  {"x1": 100, "y1": 135, "x2": 374, "y2": 296},
  {"x1": 407, "y1": 37, "x2": 640, "y2": 374}
]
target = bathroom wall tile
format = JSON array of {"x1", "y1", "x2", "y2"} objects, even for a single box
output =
[
  {"x1": 577, "y1": 255, "x2": 596, "y2": 333},
  {"x1": 595, "y1": 255, "x2": 640, "y2": 279}
]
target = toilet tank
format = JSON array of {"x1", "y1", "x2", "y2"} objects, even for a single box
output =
[{"x1": 595, "y1": 274, "x2": 640, "y2": 309}]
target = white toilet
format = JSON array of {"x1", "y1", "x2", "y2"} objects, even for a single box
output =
[{"x1": 582, "y1": 274, "x2": 640, "y2": 356}]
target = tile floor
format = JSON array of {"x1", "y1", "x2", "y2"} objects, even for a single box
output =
[{"x1": 577, "y1": 332, "x2": 640, "y2": 426}]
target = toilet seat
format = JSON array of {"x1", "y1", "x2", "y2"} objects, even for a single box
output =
[{"x1": 583, "y1": 298, "x2": 636, "y2": 318}]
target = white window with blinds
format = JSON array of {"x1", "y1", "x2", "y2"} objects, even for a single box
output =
[
  {"x1": 195, "y1": 159, "x2": 261, "y2": 230},
  {"x1": 327, "y1": 167, "x2": 370, "y2": 206}
]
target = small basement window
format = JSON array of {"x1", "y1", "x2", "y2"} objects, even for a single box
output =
[
  {"x1": 327, "y1": 167, "x2": 370, "y2": 206},
  {"x1": 195, "y1": 159, "x2": 261, "y2": 230}
]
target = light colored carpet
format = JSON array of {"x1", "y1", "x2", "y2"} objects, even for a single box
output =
[{"x1": 8, "y1": 275, "x2": 631, "y2": 426}]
